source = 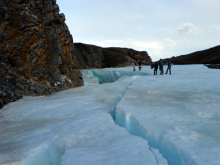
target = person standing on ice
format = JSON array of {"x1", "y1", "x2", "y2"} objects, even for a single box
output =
[
  {"x1": 159, "y1": 59, "x2": 164, "y2": 75},
  {"x1": 153, "y1": 62, "x2": 158, "y2": 75},
  {"x1": 165, "y1": 60, "x2": 171, "y2": 75},
  {"x1": 138, "y1": 60, "x2": 142, "y2": 71},
  {"x1": 131, "y1": 61, "x2": 136, "y2": 71}
]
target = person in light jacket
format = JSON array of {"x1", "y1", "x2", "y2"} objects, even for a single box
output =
[{"x1": 132, "y1": 61, "x2": 136, "y2": 71}]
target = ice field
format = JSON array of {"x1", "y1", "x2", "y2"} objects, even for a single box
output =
[{"x1": 0, "y1": 65, "x2": 220, "y2": 165}]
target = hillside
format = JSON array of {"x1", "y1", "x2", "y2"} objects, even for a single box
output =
[
  {"x1": 165, "y1": 45, "x2": 220, "y2": 65},
  {"x1": 74, "y1": 43, "x2": 151, "y2": 68}
]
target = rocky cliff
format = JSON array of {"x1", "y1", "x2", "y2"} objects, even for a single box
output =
[
  {"x1": 0, "y1": 0, "x2": 84, "y2": 108},
  {"x1": 74, "y1": 43, "x2": 152, "y2": 68},
  {"x1": 0, "y1": 0, "x2": 151, "y2": 109},
  {"x1": 166, "y1": 45, "x2": 220, "y2": 65}
]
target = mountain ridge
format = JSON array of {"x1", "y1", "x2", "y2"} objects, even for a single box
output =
[{"x1": 165, "y1": 45, "x2": 220, "y2": 65}]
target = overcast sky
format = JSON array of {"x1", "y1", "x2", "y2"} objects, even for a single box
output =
[{"x1": 57, "y1": 0, "x2": 220, "y2": 61}]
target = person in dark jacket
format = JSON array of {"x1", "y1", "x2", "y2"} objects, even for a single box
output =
[
  {"x1": 165, "y1": 60, "x2": 171, "y2": 75},
  {"x1": 159, "y1": 59, "x2": 164, "y2": 75},
  {"x1": 153, "y1": 62, "x2": 158, "y2": 75},
  {"x1": 138, "y1": 61, "x2": 142, "y2": 71}
]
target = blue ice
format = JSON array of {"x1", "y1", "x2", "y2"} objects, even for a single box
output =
[{"x1": 0, "y1": 65, "x2": 220, "y2": 165}]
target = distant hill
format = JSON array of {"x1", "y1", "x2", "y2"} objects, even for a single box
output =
[
  {"x1": 74, "y1": 43, "x2": 152, "y2": 68},
  {"x1": 165, "y1": 45, "x2": 220, "y2": 65}
]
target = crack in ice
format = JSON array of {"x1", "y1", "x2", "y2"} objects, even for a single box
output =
[{"x1": 107, "y1": 78, "x2": 169, "y2": 165}]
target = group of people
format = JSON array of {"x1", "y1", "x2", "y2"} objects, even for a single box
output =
[
  {"x1": 131, "y1": 61, "x2": 142, "y2": 71},
  {"x1": 151, "y1": 59, "x2": 171, "y2": 75},
  {"x1": 131, "y1": 59, "x2": 171, "y2": 75}
]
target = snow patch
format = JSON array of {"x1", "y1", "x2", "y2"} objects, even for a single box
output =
[{"x1": 54, "y1": 75, "x2": 72, "y2": 86}]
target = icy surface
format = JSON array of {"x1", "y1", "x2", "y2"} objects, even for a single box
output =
[
  {"x1": 0, "y1": 65, "x2": 220, "y2": 165},
  {"x1": 81, "y1": 68, "x2": 148, "y2": 85}
]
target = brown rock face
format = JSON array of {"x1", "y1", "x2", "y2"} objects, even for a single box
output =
[
  {"x1": 102, "y1": 47, "x2": 151, "y2": 67},
  {"x1": 74, "y1": 43, "x2": 152, "y2": 68},
  {"x1": 0, "y1": 0, "x2": 83, "y2": 108}
]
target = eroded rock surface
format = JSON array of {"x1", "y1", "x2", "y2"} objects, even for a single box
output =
[
  {"x1": 0, "y1": 0, "x2": 83, "y2": 108},
  {"x1": 74, "y1": 43, "x2": 152, "y2": 68}
]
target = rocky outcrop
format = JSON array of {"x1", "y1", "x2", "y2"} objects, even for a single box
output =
[
  {"x1": 165, "y1": 45, "x2": 220, "y2": 65},
  {"x1": 102, "y1": 47, "x2": 151, "y2": 67},
  {"x1": 74, "y1": 43, "x2": 152, "y2": 68},
  {"x1": 0, "y1": 0, "x2": 83, "y2": 108}
]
